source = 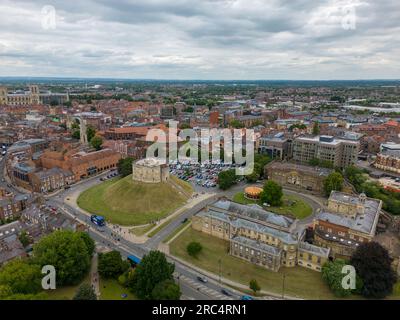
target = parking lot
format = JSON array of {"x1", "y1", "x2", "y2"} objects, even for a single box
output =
[
  {"x1": 99, "y1": 169, "x2": 120, "y2": 182},
  {"x1": 169, "y1": 160, "x2": 242, "y2": 190}
]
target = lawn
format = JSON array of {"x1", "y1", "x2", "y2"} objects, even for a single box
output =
[
  {"x1": 77, "y1": 175, "x2": 192, "y2": 226},
  {"x1": 169, "y1": 228, "x2": 338, "y2": 300},
  {"x1": 162, "y1": 219, "x2": 191, "y2": 243},
  {"x1": 130, "y1": 223, "x2": 155, "y2": 236},
  {"x1": 99, "y1": 278, "x2": 136, "y2": 300},
  {"x1": 232, "y1": 192, "x2": 313, "y2": 219},
  {"x1": 45, "y1": 273, "x2": 90, "y2": 300}
]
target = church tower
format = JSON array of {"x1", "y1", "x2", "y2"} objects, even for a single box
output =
[
  {"x1": 28, "y1": 85, "x2": 40, "y2": 104},
  {"x1": 0, "y1": 86, "x2": 7, "y2": 105}
]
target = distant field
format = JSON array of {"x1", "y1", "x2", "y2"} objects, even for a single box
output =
[
  {"x1": 77, "y1": 175, "x2": 192, "y2": 226},
  {"x1": 232, "y1": 192, "x2": 313, "y2": 219}
]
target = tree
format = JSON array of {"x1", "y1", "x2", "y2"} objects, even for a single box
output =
[
  {"x1": 0, "y1": 259, "x2": 42, "y2": 295},
  {"x1": 0, "y1": 284, "x2": 12, "y2": 299},
  {"x1": 218, "y1": 169, "x2": 237, "y2": 190},
  {"x1": 245, "y1": 163, "x2": 262, "y2": 183},
  {"x1": 86, "y1": 126, "x2": 96, "y2": 142},
  {"x1": 18, "y1": 230, "x2": 30, "y2": 247},
  {"x1": 350, "y1": 242, "x2": 397, "y2": 299},
  {"x1": 90, "y1": 135, "x2": 103, "y2": 151},
  {"x1": 72, "y1": 130, "x2": 80, "y2": 140},
  {"x1": 32, "y1": 230, "x2": 92, "y2": 286},
  {"x1": 321, "y1": 259, "x2": 352, "y2": 297},
  {"x1": 260, "y1": 180, "x2": 283, "y2": 206},
  {"x1": 117, "y1": 157, "x2": 134, "y2": 177},
  {"x1": 186, "y1": 242, "x2": 202, "y2": 258},
  {"x1": 151, "y1": 279, "x2": 181, "y2": 300},
  {"x1": 249, "y1": 279, "x2": 260, "y2": 295},
  {"x1": 131, "y1": 250, "x2": 175, "y2": 300},
  {"x1": 229, "y1": 119, "x2": 245, "y2": 129},
  {"x1": 98, "y1": 250, "x2": 130, "y2": 279},
  {"x1": 323, "y1": 172, "x2": 344, "y2": 196},
  {"x1": 79, "y1": 232, "x2": 95, "y2": 258},
  {"x1": 312, "y1": 122, "x2": 320, "y2": 135},
  {"x1": 73, "y1": 283, "x2": 97, "y2": 300}
]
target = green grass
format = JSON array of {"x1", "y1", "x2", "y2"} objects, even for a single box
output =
[
  {"x1": 99, "y1": 278, "x2": 136, "y2": 300},
  {"x1": 45, "y1": 273, "x2": 90, "y2": 300},
  {"x1": 77, "y1": 175, "x2": 191, "y2": 226},
  {"x1": 170, "y1": 228, "x2": 338, "y2": 300},
  {"x1": 171, "y1": 176, "x2": 194, "y2": 195},
  {"x1": 130, "y1": 224, "x2": 155, "y2": 236},
  {"x1": 163, "y1": 220, "x2": 191, "y2": 243},
  {"x1": 232, "y1": 192, "x2": 313, "y2": 219},
  {"x1": 148, "y1": 218, "x2": 174, "y2": 237}
]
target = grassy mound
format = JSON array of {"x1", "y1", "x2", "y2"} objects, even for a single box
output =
[{"x1": 77, "y1": 175, "x2": 192, "y2": 226}]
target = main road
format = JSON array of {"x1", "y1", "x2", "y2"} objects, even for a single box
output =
[{"x1": 46, "y1": 173, "x2": 243, "y2": 301}]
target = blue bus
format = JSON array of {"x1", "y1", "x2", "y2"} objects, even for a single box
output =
[
  {"x1": 90, "y1": 215, "x2": 105, "y2": 226},
  {"x1": 127, "y1": 255, "x2": 141, "y2": 267}
]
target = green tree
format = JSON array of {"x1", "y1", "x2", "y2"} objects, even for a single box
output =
[
  {"x1": 18, "y1": 230, "x2": 30, "y2": 247},
  {"x1": 131, "y1": 250, "x2": 175, "y2": 300},
  {"x1": 151, "y1": 279, "x2": 181, "y2": 300},
  {"x1": 0, "y1": 284, "x2": 12, "y2": 299},
  {"x1": 0, "y1": 259, "x2": 42, "y2": 295},
  {"x1": 229, "y1": 119, "x2": 245, "y2": 129},
  {"x1": 79, "y1": 232, "x2": 95, "y2": 258},
  {"x1": 87, "y1": 126, "x2": 96, "y2": 142},
  {"x1": 350, "y1": 242, "x2": 397, "y2": 299},
  {"x1": 186, "y1": 241, "x2": 202, "y2": 258},
  {"x1": 245, "y1": 163, "x2": 262, "y2": 183},
  {"x1": 322, "y1": 259, "x2": 352, "y2": 297},
  {"x1": 73, "y1": 283, "x2": 97, "y2": 300},
  {"x1": 90, "y1": 135, "x2": 103, "y2": 151},
  {"x1": 249, "y1": 279, "x2": 260, "y2": 295},
  {"x1": 32, "y1": 230, "x2": 92, "y2": 286},
  {"x1": 72, "y1": 130, "x2": 80, "y2": 140},
  {"x1": 98, "y1": 250, "x2": 130, "y2": 279},
  {"x1": 260, "y1": 180, "x2": 283, "y2": 206},
  {"x1": 218, "y1": 169, "x2": 237, "y2": 190},
  {"x1": 312, "y1": 122, "x2": 320, "y2": 135},
  {"x1": 117, "y1": 157, "x2": 134, "y2": 177},
  {"x1": 323, "y1": 172, "x2": 344, "y2": 196}
]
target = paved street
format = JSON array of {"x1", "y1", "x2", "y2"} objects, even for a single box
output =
[{"x1": 3, "y1": 160, "x2": 320, "y2": 300}]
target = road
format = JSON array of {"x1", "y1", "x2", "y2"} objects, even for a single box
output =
[
  {"x1": 4, "y1": 160, "x2": 319, "y2": 300},
  {"x1": 45, "y1": 174, "x2": 242, "y2": 300}
]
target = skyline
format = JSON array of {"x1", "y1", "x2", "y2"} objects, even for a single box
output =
[{"x1": 0, "y1": 0, "x2": 399, "y2": 80}]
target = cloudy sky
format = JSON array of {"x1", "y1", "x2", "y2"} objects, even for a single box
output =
[{"x1": 0, "y1": 0, "x2": 399, "y2": 80}]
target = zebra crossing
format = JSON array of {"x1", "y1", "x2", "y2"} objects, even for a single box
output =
[{"x1": 177, "y1": 274, "x2": 234, "y2": 300}]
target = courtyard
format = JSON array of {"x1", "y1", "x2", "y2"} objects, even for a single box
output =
[{"x1": 232, "y1": 192, "x2": 313, "y2": 219}]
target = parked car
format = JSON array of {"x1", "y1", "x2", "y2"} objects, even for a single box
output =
[
  {"x1": 221, "y1": 289, "x2": 232, "y2": 296},
  {"x1": 197, "y1": 276, "x2": 208, "y2": 283}
]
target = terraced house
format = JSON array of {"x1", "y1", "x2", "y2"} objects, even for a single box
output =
[{"x1": 192, "y1": 199, "x2": 330, "y2": 272}]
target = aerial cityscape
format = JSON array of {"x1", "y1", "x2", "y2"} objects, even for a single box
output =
[{"x1": 0, "y1": 0, "x2": 399, "y2": 312}]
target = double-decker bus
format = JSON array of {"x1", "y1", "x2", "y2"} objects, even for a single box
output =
[{"x1": 90, "y1": 215, "x2": 105, "y2": 227}]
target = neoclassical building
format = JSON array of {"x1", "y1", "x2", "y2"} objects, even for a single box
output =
[
  {"x1": 132, "y1": 158, "x2": 169, "y2": 183},
  {"x1": 313, "y1": 191, "x2": 381, "y2": 257},
  {"x1": 192, "y1": 199, "x2": 330, "y2": 272},
  {"x1": 265, "y1": 161, "x2": 332, "y2": 195}
]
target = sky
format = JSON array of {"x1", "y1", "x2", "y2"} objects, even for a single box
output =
[{"x1": 0, "y1": 0, "x2": 399, "y2": 80}]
